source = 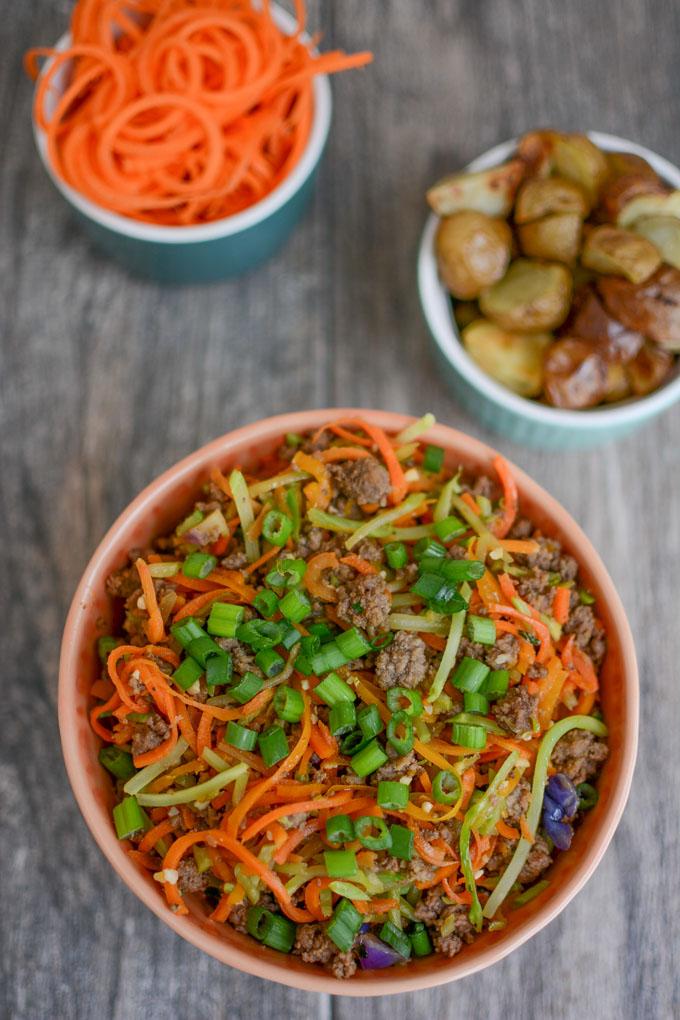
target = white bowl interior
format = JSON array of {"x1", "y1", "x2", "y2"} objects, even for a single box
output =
[
  {"x1": 33, "y1": 4, "x2": 332, "y2": 243},
  {"x1": 418, "y1": 131, "x2": 680, "y2": 429}
]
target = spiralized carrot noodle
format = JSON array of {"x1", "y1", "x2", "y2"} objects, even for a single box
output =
[{"x1": 25, "y1": 0, "x2": 373, "y2": 226}]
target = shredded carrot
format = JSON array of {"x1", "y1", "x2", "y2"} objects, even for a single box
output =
[
  {"x1": 461, "y1": 491, "x2": 481, "y2": 515},
  {"x1": 499, "y1": 539, "x2": 539, "y2": 554},
  {"x1": 135, "y1": 559, "x2": 166, "y2": 644},
  {"x1": 489, "y1": 604, "x2": 552, "y2": 663},
  {"x1": 355, "y1": 898, "x2": 398, "y2": 914},
  {"x1": 339, "y1": 554, "x2": 377, "y2": 576},
  {"x1": 173, "y1": 588, "x2": 241, "y2": 623},
  {"x1": 420, "y1": 633, "x2": 447, "y2": 651},
  {"x1": 415, "y1": 863, "x2": 458, "y2": 890},
  {"x1": 318, "y1": 447, "x2": 372, "y2": 462},
  {"x1": 243, "y1": 545, "x2": 280, "y2": 576},
  {"x1": 476, "y1": 569, "x2": 503, "y2": 608},
  {"x1": 496, "y1": 819, "x2": 520, "y2": 841},
  {"x1": 326, "y1": 424, "x2": 373, "y2": 447},
  {"x1": 552, "y1": 586, "x2": 571, "y2": 626},
  {"x1": 571, "y1": 646, "x2": 599, "y2": 693},
  {"x1": 211, "y1": 882, "x2": 244, "y2": 923},
  {"x1": 491, "y1": 455, "x2": 519, "y2": 538},
  {"x1": 139, "y1": 819, "x2": 175, "y2": 855},
  {"x1": 520, "y1": 815, "x2": 535, "y2": 844},
  {"x1": 196, "y1": 711, "x2": 213, "y2": 757},
  {"x1": 304, "y1": 877, "x2": 334, "y2": 921},
  {"x1": 240, "y1": 791, "x2": 353, "y2": 843},
  {"x1": 309, "y1": 721, "x2": 338, "y2": 760},
  {"x1": 413, "y1": 826, "x2": 453, "y2": 866},
  {"x1": 498, "y1": 572, "x2": 519, "y2": 603},
  {"x1": 304, "y1": 552, "x2": 340, "y2": 602},
  {"x1": 292, "y1": 451, "x2": 332, "y2": 509},
  {"x1": 27, "y1": 2, "x2": 372, "y2": 227},
  {"x1": 313, "y1": 418, "x2": 408, "y2": 503}
]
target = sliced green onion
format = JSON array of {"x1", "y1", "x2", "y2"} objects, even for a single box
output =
[
  {"x1": 357, "y1": 703, "x2": 383, "y2": 740},
  {"x1": 258, "y1": 725, "x2": 289, "y2": 767},
  {"x1": 385, "y1": 542, "x2": 408, "y2": 569},
  {"x1": 230, "y1": 468, "x2": 260, "y2": 563},
  {"x1": 377, "y1": 781, "x2": 409, "y2": 810},
  {"x1": 225, "y1": 721, "x2": 258, "y2": 752},
  {"x1": 451, "y1": 722, "x2": 487, "y2": 749},
  {"x1": 432, "y1": 770, "x2": 462, "y2": 805},
  {"x1": 324, "y1": 850, "x2": 358, "y2": 878},
  {"x1": 434, "y1": 516, "x2": 467, "y2": 543},
  {"x1": 427, "y1": 610, "x2": 466, "y2": 702},
  {"x1": 326, "y1": 814, "x2": 355, "y2": 846},
  {"x1": 261, "y1": 510, "x2": 293, "y2": 547},
  {"x1": 439, "y1": 559, "x2": 486, "y2": 583},
  {"x1": 227, "y1": 671, "x2": 263, "y2": 705},
  {"x1": 483, "y1": 717, "x2": 607, "y2": 920},
  {"x1": 136, "y1": 762, "x2": 247, "y2": 807},
  {"x1": 466, "y1": 614, "x2": 497, "y2": 646},
  {"x1": 309, "y1": 641, "x2": 348, "y2": 674},
  {"x1": 113, "y1": 795, "x2": 146, "y2": 839},
  {"x1": 279, "y1": 623, "x2": 301, "y2": 651},
  {"x1": 255, "y1": 647, "x2": 285, "y2": 678},
  {"x1": 187, "y1": 635, "x2": 226, "y2": 669},
  {"x1": 579, "y1": 590, "x2": 596, "y2": 605},
  {"x1": 267, "y1": 558, "x2": 307, "y2": 589},
  {"x1": 345, "y1": 493, "x2": 426, "y2": 551},
  {"x1": 576, "y1": 782, "x2": 599, "y2": 810},
  {"x1": 409, "y1": 921, "x2": 433, "y2": 957},
  {"x1": 236, "y1": 619, "x2": 283, "y2": 650},
  {"x1": 481, "y1": 669, "x2": 510, "y2": 699},
  {"x1": 326, "y1": 899, "x2": 362, "y2": 951},
  {"x1": 182, "y1": 552, "x2": 216, "y2": 579},
  {"x1": 386, "y1": 710, "x2": 414, "y2": 755},
  {"x1": 272, "y1": 685, "x2": 304, "y2": 723},
  {"x1": 123, "y1": 738, "x2": 189, "y2": 796},
  {"x1": 340, "y1": 729, "x2": 371, "y2": 756},
  {"x1": 206, "y1": 654, "x2": 233, "y2": 690},
  {"x1": 355, "y1": 815, "x2": 392, "y2": 851},
  {"x1": 452, "y1": 656, "x2": 490, "y2": 692},
  {"x1": 314, "y1": 672, "x2": 356, "y2": 706},
  {"x1": 389, "y1": 823, "x2": 414, "y2": 861},
  {"x1": 423, "y1": 444, "x2": 444, "y2": 474},
  {"x1": 335, "y1": 627, "x2": 372, "y2": 660},
  {"x1": 172, "y1": 656, "x2": 204, "y2": 691},
  {"x1": 246, "y1": 906, "x2": 296, "y2": 953},
  {"x1": 463, "y1": 691, "x2": 489, "y2": 714},
  {"x1": 286, "y1": 486, "x2": 302, "y2": 539},
  {"x1": 253, "y1": 589, "x2": 279, "y2": 618},
  {"x1": 412, "y1": 572, "x2": 446, "y2": 600},
  {"x1": 97, "y1": 635, "x2": 120, "y2": 663},
  {"x1": 207, "y1": 602, "x2": 245, "y2": 638},
  {"x1": 329, "y1": 700, "x2": 357, "y2": 737},
  {"x1": 351, "y1": 739, "x2": 388, "y2": 778},
  {"x1": 451, "y1": 712, "x2": 503, "y2": 734},
  {"x1": 279, "y1": 588, "x2": 311, "y2": 624},
  {"x1": 99, "y1": 746, "x2": 136, "y2": 780},
  {"x1": 514, "y1": 879, "x2": 550, "y2": 907},
  {"x1": 386, "y1": 687, "x2": 423, "y2": 717},
  {"x1": 379, "y1": 920, "x2": 411, "y2": 959},
  {"x1": 171, "y1": 617, "x2": 207, "y2": 650},
  {"x1": 414, "y1": 537, "x2": 447, "y2": 560}
]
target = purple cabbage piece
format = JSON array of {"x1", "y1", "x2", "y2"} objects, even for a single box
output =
[
  {"x1": 545, "y1": 773, "x2": 579, "y2": 819},
  {"x1": 542, "y1": 813, "x2": 573, "y2": 850},
  {"x1": 357, "y1": 933, "x2": 404, "y2": 970},
  {"x1": 542, "y1": 793, "x2": 564, "y2": 823}
]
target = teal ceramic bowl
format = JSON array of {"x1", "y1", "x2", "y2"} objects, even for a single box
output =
[
  {"x1": 32, "y1": 7, "x2": 332, "y2": 284},
  {"x1": 418, "y1": 132, "x2": 680, "y2": 449}
]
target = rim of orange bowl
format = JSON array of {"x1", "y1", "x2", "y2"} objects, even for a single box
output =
[
  {"x1": 418, "y1": 131, "x2": 680, "y2": 431},
  {"x1": 32, "y1": 4, "x2": 332, "y2": 244},
  {"x1": 58, "y1": 409, "x2": 639, "y2": 995}
]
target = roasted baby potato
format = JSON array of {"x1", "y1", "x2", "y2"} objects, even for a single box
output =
[
  {"x1": 605, "y1": 151, "x2": 660, "y2": 180},
  {"x1": 581, "y1": 225, "x2": 661, "y2": 284},
  {"x1": 598, "y1": 266, "x2": 680, "y2": 349},
  {"x1": 543, "y1": 337, "x2": 608, "y2": 408},
  {"x1": 626, "y1": 343, "x2": 675, "y2": 395},
  {"x1": 598, "y1": 174, "x2": 669, "y2": 223},
  {"x1": 518, "y1": 212, "x2": 582, "y2": 264},
  {"x1": 462, "y1": 318, "x2": 552, "y2": 396},
  {"x1": 516, "y1": 130, "x2": 555, "y2": 178},
  {"x1": 515, "y1": 176, "x2": 589, "y2": 224},
  {"x1": 617, "y1": 189, "x2": 680, "y2": 228},
  {"x1": 564, "y1": 285, "x2": 643, "y2": 362},
  {"x1": 603, "y1": 362, "x2": 632, "y2": 402},
  {"x1": 479, "y1": 258, "x2": 572, "y2": 332},
  {"x1": 435, "y1": 211, "x2": 512, "y2": 299},
  {"x1": 427, "y1": 160, "x2": 525, "y2": 218},
  {"x1": 551, "y1": 133, "x2": 609, "y2": 204},
  {"x1": 454, "y1": 301, "x2": 480, "y2": 330},
  {"x1": 632, "y1": 215, "x2": 680, "y2": 269}
]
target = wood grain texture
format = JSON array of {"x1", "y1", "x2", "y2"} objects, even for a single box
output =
[{"x1": 1, "y1": 1, "x2": 679, "y2": 1018}]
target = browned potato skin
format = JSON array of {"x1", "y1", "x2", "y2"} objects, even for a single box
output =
[
  {"x1": 515, "y1": 177, "x2": 589, "y2": 224},
  {"x1": 604, "y1": 362, "x2": 632, "y2": 402},
  {"x1": 581, "y1": 224, "x2": 661, "y2": 284},
  {"x1": 516, "y1": 130, "x2": 555, "y2": 178},
  {"x1": 462, "y1": 318, "x2": 552, "y2": 397},
  {"x1": 436, "y1": 212, "x2": 512, "y2": 299},
  {"x1": 543, "y1": 337, "x2": 608, "y2": 408},
  {"x1": 605, "y1": 151, "x2": 659, "y2": 180},
  {"x1": 597, "y1": 266, "x2": 680, "y2": 350},
  {"x1": 626, "y1": 343, "x2": 674, "y2": 395},
  {"x1": 427, "y1": 160, "x2": 525, "y2": 218},
  {"x1": 562, "y1": 285, "x2": 643, "y2": 362},
  {"x1": 518, "y1": 213, "x2": 582, "y2": 264},
  {"x1": 598, "y1": 174, "x2": 669, "y2": 222},
  {"x1": 479, "y1": 258, "x2": 572, "y2": 333}
]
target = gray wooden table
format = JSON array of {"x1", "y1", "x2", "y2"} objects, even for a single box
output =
[{"x1": 2, "y1": 1, "x2": 679, "y2": 1018}]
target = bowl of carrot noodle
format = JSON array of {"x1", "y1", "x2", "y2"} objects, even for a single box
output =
[
  {"x1": 59, "y1": 408, "x2": 638, "y2": 993},
  {"x1": 26, "y1": 1, "x2": 372, "y2": 283}
]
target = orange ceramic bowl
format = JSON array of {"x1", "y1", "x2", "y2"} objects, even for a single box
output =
[{"x1": 59, "y1": 409, "x2": 638, "y2": 995}]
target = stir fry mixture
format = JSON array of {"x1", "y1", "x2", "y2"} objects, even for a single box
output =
[
  {"x1": 92, "y1": 415, "x2": 608, "y2": 978},
  {"x1": 428, "y1": 129, "x2": 679, "y2": 408}
]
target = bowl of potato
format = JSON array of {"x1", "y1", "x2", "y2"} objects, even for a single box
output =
[{"x1": 418, "y1": 131, "x2": 680, "y2": 448}]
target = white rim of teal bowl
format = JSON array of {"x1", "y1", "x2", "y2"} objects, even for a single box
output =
[
  {"x1": 418, "y1": 131, "x2": 680, "y2": 433},
  {"x1": 32, "y1": 4, "x2": 332, "y2": 245}
]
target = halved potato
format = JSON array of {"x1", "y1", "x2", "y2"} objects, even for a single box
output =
[
  {"x1": 426, "y1": 160, "x2": 525, "y2": 218},
  {"x1": 626, "y1": 343, "x2": 674, "y2": 395},
  {"x1": 435, "y1": 211, "x2": 512, "y2": 299},
  {"x1": 516, "y1": 130, "x2": 555, "y2": 177},
  {"x1": 597, "y1": 266, "x2": 680, "y2": 349},
  {"x1": 515, "y1": 177, "x2": 589, "y2": 224},
  {"x1": 617, "y1": 189, "x2": 680, "y2": 228},
  {"x1": 462, "y1": 318, "x2": 552, "y2": 397},
  {"x1": 518, "y1": 212, "x2": 582, "y2": 264},
  {"x1": 543, "y1": 338, "x2": 608, "y2": 408},
  {"x1": 581, "y1": 225, "x2": 661, "y2": 284},
  {"x1": 564, "y1": 285, "x2": 643, "y2": 362},
  {"x1": 551, "y1": 133, "x2": 609, "y2": 204},
  {"x1": 454, "y1": 301, "x2": 480, "y2": 330},
  {"x1": 632, "y1": 215, "x2": 680, "y2": 269},
  {"x1": 599, "y1": 174, "x2": 669, "y2": 223},
  {"x1": 605, "y1": 151, "x2": 660, "y2": 180},
  {"x1": 479, "y1": 258, "x2": 572, "y2": 332},
  {"x1": 603, "y1": 362, "x2": 632, "y2": 403}
]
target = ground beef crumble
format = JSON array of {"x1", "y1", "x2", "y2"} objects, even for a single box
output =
[
  {"x1": 131, "y1": 712, "x2": 170, "y2": 757},
  {"x1": 336, "y1": 574, "x2": 391, "y2": 633},
  {"x1": 330, "y1": 456, "x2": 391, "y2": 506},
  {"x1": 551, "y1": 729, "x2": 609, "y2": 785},
  {"x1": 518, "y1": 834, "x2": 553, "y2": 885},
  {"x1": 491, "y1": 685, "x2": 538, "y2": 736},
  {"x1": 375, "y1": 631, "x2": 428, "y2": 689}
]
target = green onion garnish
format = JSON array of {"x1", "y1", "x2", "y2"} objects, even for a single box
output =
[
  {"x1": 314, "y1": 672, "x2": 356, "y2": 707},
  {"x1": 225, "y1": 721, "x2": 258, "y2": 752},
  {"x1": 324, "y1": 850, "x2": 358, "y2": 878},
  {"x1": 171, "y1": 616, "x2": 207, "y2": 650},
  {"x1": 389, "y1": 824, "x2": 414, "y2": 861},
  {"x1": 262, "y1": 510, "x2": 293, "y2": 547},
  {"x1": 576, "y1": 782, "x2": 599, "y2": 810},
  {"x1": 379, "y1": 920, "x2": 412, "y2": 958},
  {"x1": 466, "y1": 614, "x2": 497, "y2": 646},
  {"x1": 350, "y1": 739, "x2": 388, "y2": 778},
  {"x1": 451, "y1": 722, "x2": 487, "y2": 749},
  {"x1": 432, "y1": 769, "x2": 462, "y2": 805},
  {"x1": 480, "y1": 669, "x2": 509, "y2": 699},
  {"x1": 253, "y1": 589, "x2": 279, "y2": 618},
  {"x1": 254, "y1": 647, "x2": 285, "y2": 678},
  {"x1": 463, "y1": 691, "x2": 490, "y2": 714},
  {"x1": 206, "y1": 653, "x2": 233, "y2": 690},
  {"x1": 99, "y1": 746, "x2": 136, "y2": 780},
  {"x1": 409, "y1": 922, "x2": 433, "y2": 957},
  {"x1": 452, "y1": 656, "x2": 490, "y2": 692},
  {"x1": 227, "y1": 671, "x2": 263, "y2": 705},
  {"x1": 279, "y1": 588, "x2": 311, "y2": 623},
  {"x1": 97, "y1": 635, "x2": 119, "y2": 663},
  {"x1": 187, "y1": 635, "x2": 227, "y2": 669},
  {"x1": 329, "y1": 700, "x2": 357, "y2": 737},
  {"x1": 335, "y1": 627, "x2": 372, "y2": 660},
  {"x1": 354, "y1": 815, "x2": 392, "y2": 851},
  {"x1": 246, "y1": 906, "x2": 296, "y2": 953},
  {"x1": 326, "y1": 899, "x2": 362, "y2": 952},
  {"x1": 386, "y1": 687, "x2": 423, "y2": 717},
  {"x1": 113, "y1": 795, "x2": 146, "y2": 840},
  {"x1": 423, "y1": 444, "x2": 444, "y2": 474},
  {"x1": 434, "y1": 516, "x2": 466, "y2": 543},
  {"x1": 357, "y1": 703, "x2": 383, "y2": 740},
  {"x1": 386, "y1": 709, "x2": 414, "y2": 755},
  {"x1": 377, "y1": 780, "x2": 409, "y2": 810},
  {"x1": 385, "y1": 541, "x2": 408, "y2": 569},
  {"x1": 207, "y1": 602, "x2": 245, "y2": 638},
  {"x1": 273, "y1": 685, "x2": 304, "y2": 723},
  {"x1": 172, "y1": 656, "x2": 203, "y2": 691},
  {"x1": 325, "y1": 814, "x2": 355, "y2": 846},
  {"x1": 258, "y1": 725, "x2": 289, "y2": 767},
  {"x1": 182, "y1": 552, "x2": 217, "y2": 579}
]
